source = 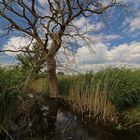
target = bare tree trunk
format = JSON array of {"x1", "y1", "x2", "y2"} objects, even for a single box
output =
[
  {"x1": 47, "y1": 55, "x2": 58, "y2": 97},
  {"x1": 46, "y1": 33, "x2": 62, "y2": 97}
]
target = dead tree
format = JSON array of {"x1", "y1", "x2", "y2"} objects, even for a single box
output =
[{"x1": 0, "y1": 0, "x2": 123, "y2": 97}]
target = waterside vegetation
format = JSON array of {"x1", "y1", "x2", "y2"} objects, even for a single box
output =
[{"x1": 0, "y1": 66, "x2": 140, "y2": 135}]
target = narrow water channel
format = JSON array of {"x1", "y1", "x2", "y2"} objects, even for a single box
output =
[
  {"x1": 51, "y1": 108, "x2": 139, "y2": 140},
  {"x1": 1, "y1": 97, "x2": 139, "y2": 140}
]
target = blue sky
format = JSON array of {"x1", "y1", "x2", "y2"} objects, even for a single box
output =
[{"x1": 0, "y1": 0, "x2": 140, "y2": 71}]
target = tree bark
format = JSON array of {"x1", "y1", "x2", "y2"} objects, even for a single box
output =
[
  {"x1": 45, "y1": 33, "x2": 62, "y2": 97},
  {"x1": 47, "y1": 55, "x2": 58, "y2": 97}
]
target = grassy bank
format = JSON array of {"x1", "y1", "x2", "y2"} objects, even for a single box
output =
[
  {"x1": 0, "y1": 66, "x2": 28, "y2": 131},
  {"x1": 0, "y1": 66, "x2": 140, "y2": 132},
  {"x1": 58, "y1": 68, "x2": 140, "y2": 129}
]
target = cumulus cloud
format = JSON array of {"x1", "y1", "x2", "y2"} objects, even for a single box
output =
[
  {"x1": 110, "y1": 42, "x2": 140, "y2": 63},
  {"x1": 76, "y1": 42, "x2": 140, "y2": 64},
  {"x1": 61, "y1": 42, "x2": 140, "y2": 72},
  {"x1": 3, "y1": 37, "x2": 140, "y2": 72},
  {"x1": 76, "y1": 43, "x2": 109, "y2": 64},
  {"x1": 2, "y1": 37, "x2": 34, "y2": 56},
  {"x1": 73, "y1": 17, "x2": 104, "y2": 33},
  {"x1": 56, "y1": 42, "x2": 140, "y2": 73}
]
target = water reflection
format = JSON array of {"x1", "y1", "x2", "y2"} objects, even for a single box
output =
[
  {"x1": 6, "y1": 103, "x2": 140, "y2": 140},
  {"x1": 51, "y1": 108, "x2": 139, "y2": 140}
]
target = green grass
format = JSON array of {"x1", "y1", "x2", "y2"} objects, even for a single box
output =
[
  {"x1": 58, "y1": 68, "x2": 140, "y2": 110},
  {"x1": 29, "y1": 78, "x2": 48, "y2": 93},
  {"x1": 0, "y1": 66, "x2": 27, "y2": 131},
  {"x1": 0, "y1": 91, "x2": 20, "y2": 130}
]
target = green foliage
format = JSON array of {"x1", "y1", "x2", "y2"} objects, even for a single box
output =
[
  {"x1": 94, "y1": 68, "x2": 140, "y2": 109},
  {"x1": 58, "y1": 75, "x2": 77, "y2": 96},
  {"x1": 123, "y1": 107, "x2": 140, "y2": 127},
  {"x1": 29, "y1": 78, "x2": 49, "y2": 94},
  {"x1": 0, "y1": 66, "x2": 27, "y2": 130},
  {"x1": 0, "y1": 92, "x2": 20, "y2": 130},
  {"x1": 58, "y1": 68, "x2": 140, "y2": 110},
  {"x1": 0, "y1": 66, "x2": 27, "y2": 90},
  {"x1": 57, "y1": 72, "x2": 65, "y2": 75},
  {"x1": 16, "y1": 43, "x2": 47, "y2": 77}
]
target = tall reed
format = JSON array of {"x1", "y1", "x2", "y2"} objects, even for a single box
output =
[
  {"x1": 63, "y1": 68, "x2": 140, "y2": 125},
  {"x1": 66, "y1": 79, "x2": 118, "y2": 124}
]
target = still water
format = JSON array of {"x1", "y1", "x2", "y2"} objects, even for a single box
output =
[
  {"x1": 50, "y1": 108, "x2": 139, "y2": 140},
  {"x1": 2, "y1": 101, "x2": 139, "y2": 140}
]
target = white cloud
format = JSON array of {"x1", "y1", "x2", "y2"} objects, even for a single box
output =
[
  {"x1": 2, "y1": 37, "x2": 32, "y2": 56},
  {"x1": 2, "y1": 37, "x2": 140, "y2": 73},
  {"x1": 57, "y1": 41, "x2": 140, "y2": 73},
  {"x1": 72, "y1": 17, "x2": 104, "y2": 34},
  {"x1": 62, "y1": 42, "x2": 140, "y2": 73},
  {"x1": 38, "y1": 0, "x2": 47, "y2": 6},
  {"x1": 110, "y1": 42, "x2": 140, "y2": 63},
  {"x1": 76, "y1": 43, "x2": 109, "y2": 64},
  {"x1": 76, "y1": 42, "x2": 140, "y2": 64}
]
